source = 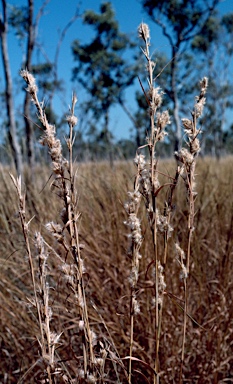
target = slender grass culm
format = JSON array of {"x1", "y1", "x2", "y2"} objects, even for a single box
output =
[
  {"x1": 125, "y1": 22, "x2": 173, "y2": 384},
  {"x1": 175, "y1": 76, "x2": 208, "y2": 383}
]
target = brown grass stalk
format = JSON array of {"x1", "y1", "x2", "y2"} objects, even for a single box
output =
[
  {"x1": 9, "y1": 174, "x2": 55, "y2": 383},
  {"x1": 131, "y1": 23, "x2": 176, "y2": 383},
  {"x1": 175, "y1": 77, "x2": 208, "y2": 382}
]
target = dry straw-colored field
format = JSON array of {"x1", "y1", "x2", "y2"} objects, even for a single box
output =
[
  {"x1": 1, "y1": 157, "x2": 232, "y2": 383},
  {"x1": 0, "y1": 22, "x2": 232, "y2": 384}
]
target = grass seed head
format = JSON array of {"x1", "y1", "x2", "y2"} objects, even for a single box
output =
[{"x1": 138, "y1": 22, "x2": 150, "y2": 41}]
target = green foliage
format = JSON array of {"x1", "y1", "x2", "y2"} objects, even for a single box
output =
[
  {"x1": 32, "y1": 62, "x2": 53, "y2": 75},
  {"x1": 222, "y1": 12, "x2": 233, "y2": 34},
  {"x1": 72, "y1": 2, "x2": 136, "y2": 129},
  {"x1": 8, "y1": 4, "x2": 28, "y2": 40},
  {"x1": 191, "y1": 14, "x2": 220, "y2": 51},
  {"x1": 141, "y1": 0, "x2": 216, "y2": 44}
]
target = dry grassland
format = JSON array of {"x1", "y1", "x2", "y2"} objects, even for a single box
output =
[{"x1": 0, "y1": 158, "x2": 232, "y2": 383}]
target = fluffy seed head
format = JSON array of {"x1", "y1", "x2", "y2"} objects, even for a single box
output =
[
  {"x1": 200, "y1": 77, "x2": 208, "y2": 93},
  {"x1": 182, "y1": 118, "x2": 193, "y2": 131},
  {"x1": 138, "y1": 22, "x2": 150, "y2": 41},
  {"x1": 175, "y1": 148, "x2": 194, "y2": 166},
  {"x1": 133, "y1": 297, "x2": 140, "y2": 315},
  {"x1": 66, "y1": 114, "x2": 78, "y2": 126},
  {"x1": 195, "y1": 97, "x2": 206, "y2": 118},
  {"x1": 78, "y1": 320, "x2": 85, "y2": 331},
  {"x1": 20, "y1": 69, "x2": 36, "y2": 86},
  {"x1": 134, "y1": 153, "x2": 146, "y2": 170}
]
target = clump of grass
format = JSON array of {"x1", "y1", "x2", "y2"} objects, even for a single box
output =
[
  {"x1": 11, "y1": 71, "x2": 99, "y2": 382},
  {"x1": 124, "y1": 22, "x2": 208, "y2": 383}
]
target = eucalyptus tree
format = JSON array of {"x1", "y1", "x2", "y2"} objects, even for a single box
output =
[{"x1": 72, "y1": 2, "x2": 137, "y2": 159}]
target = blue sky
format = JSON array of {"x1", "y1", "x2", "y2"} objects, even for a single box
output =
[{"x1": 1, "y1": 0, "x2": 233, "y2": 141}]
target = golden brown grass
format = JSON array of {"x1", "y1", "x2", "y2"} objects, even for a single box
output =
[{"x1": 0, "y1": 157, "x2": 232, "y2": 383}]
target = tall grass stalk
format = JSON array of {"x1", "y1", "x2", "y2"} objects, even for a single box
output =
[
  {"x1": 175, "y1": 77, "x2": 208, "y2": 382},
  {"x1": 124, "y1": 158, "x2": 143, "y2": 383},
  {"x1": 9, "y1": 175, "x2": 55, "y2": 382}
]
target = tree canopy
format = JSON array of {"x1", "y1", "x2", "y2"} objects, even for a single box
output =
[{"x1": 72, "y1": 2, "x2": 136, "y2": 145}]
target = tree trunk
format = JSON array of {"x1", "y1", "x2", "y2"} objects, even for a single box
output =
[
  {"x1": 0, "y1": 0, "x2": 23, "y2": 174},
  {"x1": 171, "y1": 47, "x2": 182, "y2": 152},
  {"x1": 24, "y1": 0, "x2": 35, "y2": 169},
  {"x1": 104, "y1": 109, "x2": 114, "y2": 167}
]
